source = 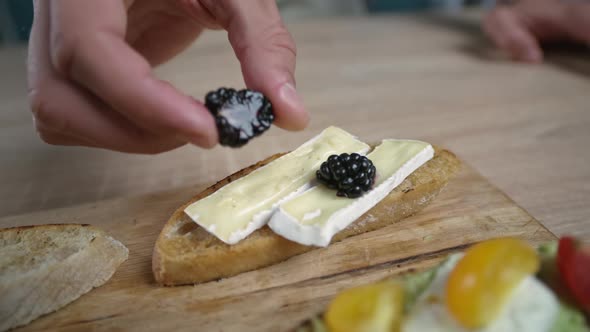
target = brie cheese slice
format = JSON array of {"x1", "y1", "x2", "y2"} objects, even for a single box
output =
[
  {"x1": 268, "y1": 139, "x2": 434, "y2": 247},
  {"x1": 184, "y1": 126, "x2": 370, "y2": 245}
]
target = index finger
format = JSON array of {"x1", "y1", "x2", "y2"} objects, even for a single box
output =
[{"x1": 48, "y1": 0, "x2": 217, "y2": 148}]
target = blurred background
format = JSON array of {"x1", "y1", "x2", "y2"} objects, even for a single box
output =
[{"x1": 0, "y1": 0, "x2": 495, "y2": 45}]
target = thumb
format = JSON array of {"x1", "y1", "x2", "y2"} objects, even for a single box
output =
[{"x1": 214, "y1": 0, "x2": 309, "y2": 131}]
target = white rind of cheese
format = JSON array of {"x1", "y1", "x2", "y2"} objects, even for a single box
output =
[
  {"x1": 184, "y1": 126, "x2": 370, "y2": 245},
  {"x1": 268, "y1": 140, "x2": 434, "y2": 247},
  {"x1": 402, "y1": 254, "x2": 559, "y2": 332}
]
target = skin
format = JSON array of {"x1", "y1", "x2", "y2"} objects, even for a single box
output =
[
  {"x1": 484, "y1": 0, "x2": 590, "y2": 63},
  {"x1": 27, "y1": 0, "x2": 310, "y2": 154}
]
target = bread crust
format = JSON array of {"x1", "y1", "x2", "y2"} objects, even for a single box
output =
[{"x1": 153, "y1": 147, "x2": 461, "y2": 286}]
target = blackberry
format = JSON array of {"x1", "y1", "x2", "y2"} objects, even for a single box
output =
[
  {"x1": 204, "y1": 88, "x2": 274, "y2": 148},
  {"x1": 316, "y1": 153, "x2": 376, "y2": 198}
]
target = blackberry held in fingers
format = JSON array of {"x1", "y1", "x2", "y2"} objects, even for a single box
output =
[
  {"x1": 204, "y1": 88, "x2": 274, "y2": 148},
  {"x1": 316, "y1": 153, "x2": 376, "y2": 198}
]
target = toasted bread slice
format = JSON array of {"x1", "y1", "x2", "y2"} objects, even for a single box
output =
[
  {"x1": 153, "y1": 147, "x2": 461, "y2": 286},
  {"x1": 0, "y1": 224, "x2": 128, "y2": 331}
]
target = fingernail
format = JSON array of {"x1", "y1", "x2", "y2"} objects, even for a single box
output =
[
  {"x1": 279, "y1": 83, "x2": 309, "y2": 128},
  {"x1": 280, "y1": 83, "x2": 303, "y2": 109}
]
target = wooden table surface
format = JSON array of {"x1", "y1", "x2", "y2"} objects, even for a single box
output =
[{"x1": 0, "y1": 12, "x2": 589, "y2": 240}]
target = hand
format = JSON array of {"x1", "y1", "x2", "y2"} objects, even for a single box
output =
[
  {"x1": 27, "y1": 0, "x2": 309, "y2": 154},
  {"x1": 483, "y1": 0, "x2": 590, "y2": 63}
]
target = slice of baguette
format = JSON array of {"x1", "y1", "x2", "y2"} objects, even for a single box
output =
[
  {"x1": 153, "y1": 147, "x2": 461, "y2": 286},
  {"x1": 0, "y1": 224, "x2": 128, "y2": 331}
]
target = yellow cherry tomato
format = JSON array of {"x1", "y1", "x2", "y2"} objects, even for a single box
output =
[
  {"x1": 325, "y1": 280, "x2": 405, "y2": 332},
  {"x1": 446, "y1": 237, "x2": 540, "y2": 329}
]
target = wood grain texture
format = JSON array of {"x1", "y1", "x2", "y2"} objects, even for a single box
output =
[
  {"x1": 0, "y1": 165, "x2": 555, "y2": 332},
  {"x1": 0, "y1": 12, "x2": 588, "y2": 240}
]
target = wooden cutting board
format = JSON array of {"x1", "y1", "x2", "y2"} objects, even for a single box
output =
[{"x1": 0, "y1": 164, "x2": 555, "y2": 332}]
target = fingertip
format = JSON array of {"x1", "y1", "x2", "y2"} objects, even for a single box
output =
[
  {"x1": 184, "y1": 98, "x2": 219, "y2": 148},
  {"x1": 181, "y1": 132, "x2": 217, "y2": 149},
  {"x1": 521, "y1": 48, "x2": 543, "y2": 63},
  {"x1": 271, "y1": 82, "x2": 310, "y2": 131},
  {"x1": 190, "y1": 137, "x2": 218, "y2": 149},
  {"x1": 176, "y1": 130, "x2": 216, "y2": 149},
  {"x1": 510, "y1": 39, "x2": 543, "y2": 63}
]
